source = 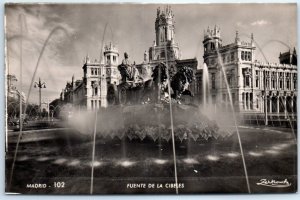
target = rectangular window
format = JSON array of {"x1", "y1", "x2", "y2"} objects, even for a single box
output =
[
  {"x1": 293, "y1": 73, "x2": 297, "y2": 90},
  {"x1": 279, "y1": 72, "x2": 283, "y2": 89},
  {"x1": 231, "y1": 52, "x2": 234, "y2": 62},
  {"x1": 241, "y1": 51, "x2": 245, "y2": 60},
  {"x1": 113, "y1": 56, "x2": 116, "y2": 62},
  {"x1": 211, "y1": 73, "x2": 216, "y2": 89},
  {"x1": 91, "y1": 68, "x2": 94, "y2": 75},
  {"x1": 271, "y1": 72, "x2": 275, "y2": 89},
  {"x1": 91, "y1": 100, "x2": 94, "y2": 109},
  {"x1": 255, "y1": 70, "x2": 259, "y2": 88},
  {"x1": 245, "y1": 76, "x2": 250, "y2": 87},
  {"x1": 227, "y1": 75, "x2": 231, "y2": 86},
  {"x1": 248, "y1": 52, "x2": 252, "y2": 61},
  {"x1": 286, "y1": 73, "x2": 290, "y2": 90}
]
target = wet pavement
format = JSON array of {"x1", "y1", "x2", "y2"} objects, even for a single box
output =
[{"x1": 5, "y1": 126, "x2": 297, "y2": 194}]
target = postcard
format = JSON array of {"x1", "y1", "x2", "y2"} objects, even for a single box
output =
[{"x1": 5, "y1": 3, "x2": 297, "y2": 194}]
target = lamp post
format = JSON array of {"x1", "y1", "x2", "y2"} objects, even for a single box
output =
[{"x1": 34, "y1": 77, "x2": 46, "y2": 116}]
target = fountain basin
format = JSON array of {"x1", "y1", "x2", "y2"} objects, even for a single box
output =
[{"x1": 68, "y1": 103, "x2": 231, "y2": 142}]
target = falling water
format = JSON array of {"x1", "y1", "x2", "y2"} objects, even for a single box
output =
[
  {"x1": 8, "y1": 13, "x2": 71, "y2": 190},
  {"x1": 90, "y1": 107, "x2": 98, "y2": 195},
  {"x1": 164, "y1": 44, "x2": 178, "y2": 195},
  {"x1": 202, "y1": 63, "x2": 211, "y2": 107},
  {"x1": 90, "y1": 22, "x2": 108, "y2": 195},
  {"x1": 240, "y1": 33, "x2": 297, "y2": 141},
  {"x1": 215, "y1": 50, "x2": 251, "y2": 193},
  {"x1": 8, "y1": 14, "x2": 24, "y2": 191}
]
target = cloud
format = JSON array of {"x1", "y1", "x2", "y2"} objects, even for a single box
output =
[
  {"x1": 250, "y1": 20, "x2": 271, "y2": 26},
  {"x1": 236, "y1": 21, "x2": 248, "y2": 28},
  {"x1": 4, "y1": 4, "x2": 295, "y2": 104},
  {"x1": 237, "y1": 20, "x2": 271, "y2": 28},
  {"x1": 5, "y1": 5, "x2": 77, "y2": 103}
]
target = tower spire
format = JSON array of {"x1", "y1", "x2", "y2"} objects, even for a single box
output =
[
  {"x1": 85, "y1": 53, "x2": 90, "y2": 64},
  {"x1": 235, "y1": 30, "x2": 240, "y2": 43}
]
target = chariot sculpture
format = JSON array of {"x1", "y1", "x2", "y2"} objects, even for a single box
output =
[{"x1": 107, "y1": 52, "x2": 195, "y2": 105}]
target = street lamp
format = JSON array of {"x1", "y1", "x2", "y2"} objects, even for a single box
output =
[{"x1": 34, "y1": 77, "x2": 46, "y2": 115}]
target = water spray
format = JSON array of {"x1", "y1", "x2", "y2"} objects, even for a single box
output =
[
  {"x1": 8, "y1": 14, "x2": 70, "y2": 190},
  {"x1": 164, "y1": 44, "x2": 179, "y2": 195},
  {"x1": 216, "y1": 50, "x2": 251, "y2": 193},
  {"x1": 90, "y1": 22, "x2": 108, "y2": 195}
]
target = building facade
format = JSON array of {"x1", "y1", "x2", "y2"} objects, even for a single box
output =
[
  {"x1": 144, "y1": 6, "x2": 198, "y2": 101},
  {"x1": 7, "y1": 74, "x2": 26, "y2": 102},
  {"x1": 61, "y1": 42, "x2": 121, "y2": 110},
  {"x1": 203, "y1": 26, "x2": 297, "y2": 116},
  {"x1": 60, "y1": 6, "x2": 199, "y2": 109}
]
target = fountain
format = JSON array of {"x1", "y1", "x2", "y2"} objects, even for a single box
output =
[
  {"x1": 5, "y1": 17, "x2": 252, "y2": 194},
  {"x1": 202, "y1": 63, "x2": 212, "y2": 108},
  {"x1": 6, "y1": 9, "x2": 296, "y2": 195},
  {"x1": 8, "y1": 14, "x2": 72, "y2": 191}
]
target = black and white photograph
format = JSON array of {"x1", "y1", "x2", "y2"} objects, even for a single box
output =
[{"x1": 4, "y1": 3, "x2": 297, "y2": 194}]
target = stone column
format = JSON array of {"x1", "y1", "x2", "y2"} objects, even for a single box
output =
[
  {"x1": 237, "y1": 64, "x2": 243, "y2": 88},
  {"x1": 269, "y1": 96, "x2": 272, "y2": 113},
  {"x1": 261, "y1": 96, "x2": 264, "y2": 113},
  {"x1": 290, "y1": 95, "x2": 294, "y2": 118},
  {"x1": 288, "y1": 73, "x2": 291, "y2": 90},
  {"x1": 243, "y1": 93, "x2": 246, "y2": 110},
  {"x1": 247, "y1": 93, "x2": 251, "y2": 110},
  {"x1": 242, "y1": 93, "x2": 244, "y2": 110},
  {"x1": 87, "y1": 99, "x2": 91, "y2": 110},
  {"x1": 290, "y1": 73, "x2": 294, "y2": 90},
  {"x1": 260, "y1": 70, "x2": 263, "y2": 89},
  {"x1": 91, "y1": 100, "x2": 94, "y2": 110},
  {"x1": 283, "y1": 72, "x2": 286, "y2": 90},
  {"x1": 283, "y1": 96, "x2": 287, "y2": 118},
  {"x1": 276, "y1": 72, "x2": 279, "y2": 90},
  {"x1": 276, "y1": 96, "x2": 280, "y2": 114},
  {"x1": 269, "y1": 71, "x2": 271, "y2": 90},
  {"x1": 225, "y1": 94, "x2": 228, "y2": 111}
]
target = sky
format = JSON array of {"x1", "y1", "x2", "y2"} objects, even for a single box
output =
[{"x1": 5, "y1": 3, "x2": 297, "y2": 104}]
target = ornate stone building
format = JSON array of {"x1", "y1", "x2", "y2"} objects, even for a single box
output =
[
  {"x1": 140, "y1": 6, "x2": 198, "y2": 101},
  {"x1": 7, "y1": 74, "x2": 26, "y2": 102},
  {"x1": 63, "y1": 5, "x2": 199, "y2": 109},
  {"x1": 61, "y1": 43, "x2": 120, "y2": 110},
  {"x1": 7, "y1": 74, "x2": 18, "y2": 99},
  {"x1": 203, "y1": 26, "x2": 297, "y2": 116}
]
